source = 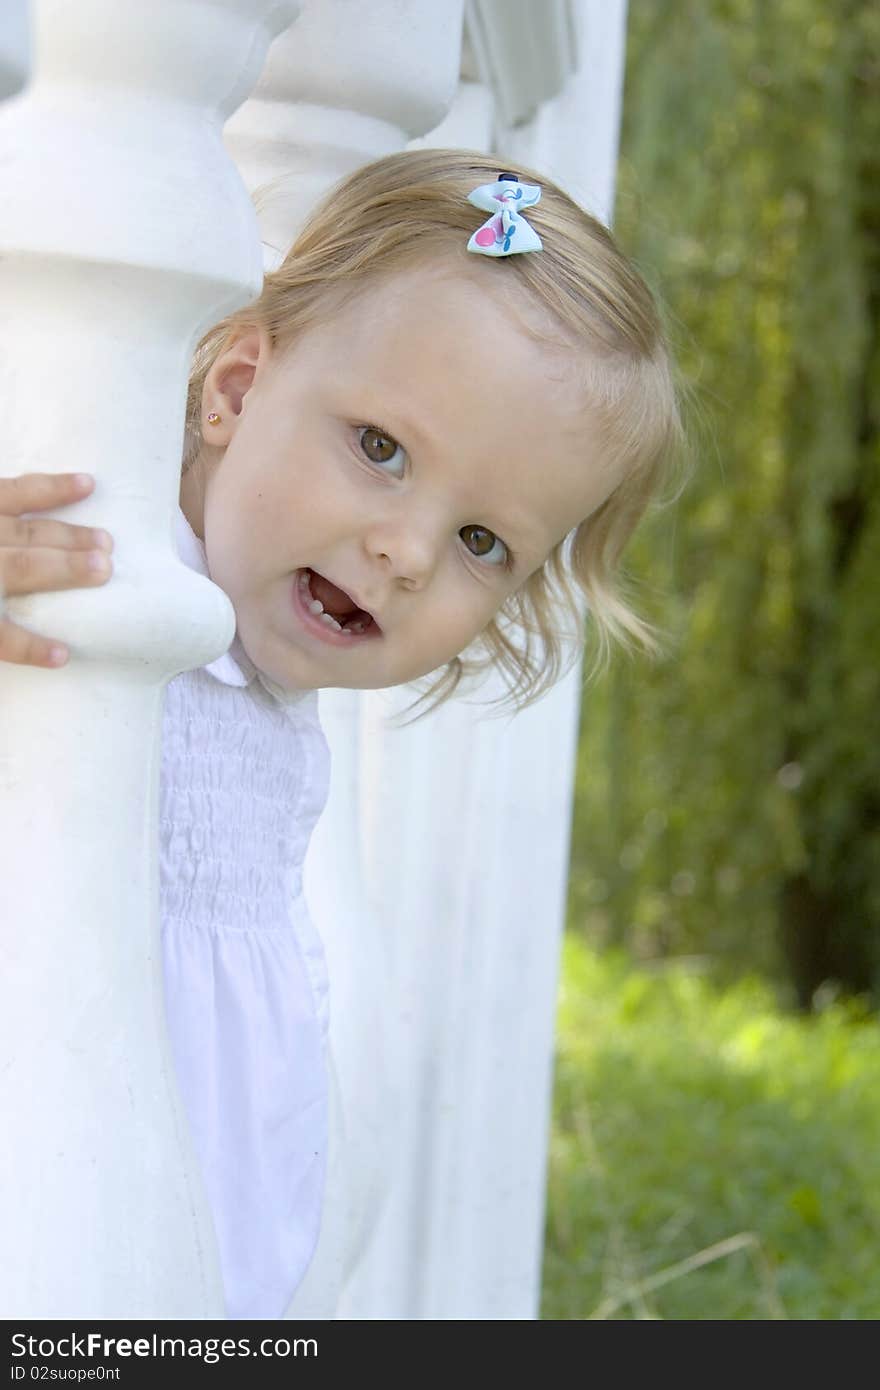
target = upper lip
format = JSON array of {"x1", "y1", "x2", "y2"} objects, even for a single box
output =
[{"x1": 307, "y1": 567, "x2": 382, "y2": 633}]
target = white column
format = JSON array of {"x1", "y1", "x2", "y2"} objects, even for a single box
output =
[
  {"x1": 0, "y1": 0, "x2": 298, "y2": 1318},
  {"x1": 224, "y1": 0, "x2": 466, "y2": 257},
  {"x1": 344, "y1": 0, "x2": 630, "y2": 1319},
  {"x1": 221, "y1": 0, "x2": 466, "y2": 1317}
]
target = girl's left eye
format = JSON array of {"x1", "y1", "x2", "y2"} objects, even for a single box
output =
[
  {"x1": 356, "y1": 424, "x2": 513, "y2": 571},
  {"x1": 460, "y1": 524, "x2": 510, "y2": 567}
]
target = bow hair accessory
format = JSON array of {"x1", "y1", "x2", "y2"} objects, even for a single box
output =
[{"x1": 466, "y1": 172, "x2": 543, "y2": 258}]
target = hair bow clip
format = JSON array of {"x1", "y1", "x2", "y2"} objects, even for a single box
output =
[{"x1": 466, "y1": 172, "x2": 543, "y2": 258}]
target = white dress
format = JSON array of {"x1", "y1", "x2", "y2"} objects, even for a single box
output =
[{"x1": 160, "y1": 507, "x2": 331, "y2": 1320}]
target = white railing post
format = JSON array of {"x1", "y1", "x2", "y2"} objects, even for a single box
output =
[{"x1": 0, "y1": 0, "x2": 298, "y2": 1318}]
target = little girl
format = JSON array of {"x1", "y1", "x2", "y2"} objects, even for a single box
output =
[{"x1": 0, "y1": 149, "x2": 684, "y2": 1319}]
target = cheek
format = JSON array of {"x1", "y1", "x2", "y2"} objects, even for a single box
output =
[{"x1": 430, "y1": 587, "x2": 500, "y2": 652}]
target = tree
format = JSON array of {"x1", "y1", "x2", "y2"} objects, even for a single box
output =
[{"x1": 570, "y1": 0, "x2": 880, "y2": 1007}]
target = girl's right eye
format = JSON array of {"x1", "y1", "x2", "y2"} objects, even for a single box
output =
[{"x1": 358, "y1": 425, "x2": 407, "y2": 477}]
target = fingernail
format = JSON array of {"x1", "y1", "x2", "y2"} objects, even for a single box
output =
[
  {"x1": 73, "y1": 474, "x2": 94, "y2": 490},
  {"x1": 93, "y1": 530, "x2": 113, "y2": 551}
]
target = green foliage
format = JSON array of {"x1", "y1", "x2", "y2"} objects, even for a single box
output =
[
  {"x1": 542, "y1": 935, "x2": 880, "y2": 1318},
  {"x1": 570, "y1": 0, "x2": 880, "y2": 1001}
]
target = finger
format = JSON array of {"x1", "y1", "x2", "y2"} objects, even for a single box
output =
[
  {"x1": 0, "y1": 615, "x2": 69, "y2": 669},
  {"x1": 0, "y1": 513, "x2": 113, "y2": 553},
  {"x1": 0, "y1": 543, "x2": 112, "y2": 598},
  {"x1": 0, "y1": 472, "x2": 94, "y2": 517}
]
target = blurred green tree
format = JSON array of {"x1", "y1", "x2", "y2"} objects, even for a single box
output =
[{"x1": 570, "y1": 0, "x2": 880, "y2": 1007}]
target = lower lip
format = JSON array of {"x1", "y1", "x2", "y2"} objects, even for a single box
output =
[{"x1": 291, "y1": 569, "x2": 382, "y2": 649}]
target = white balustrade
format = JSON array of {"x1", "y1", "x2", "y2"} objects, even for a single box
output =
[
  {"x1": 224, "y1": 0, "x2": 466, "y2": 258},
  {"x1": 0, "y1": 0, "x2": 299, "y2": 1319},
  {"x1": 1, "y1": 0, "x2": 628, "y2": 1321}
]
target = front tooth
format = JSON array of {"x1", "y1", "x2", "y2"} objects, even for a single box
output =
[
  {"x1": 308, "y1": 597, "x2": 324, "y2": 614},
  {"x1": 318, "y1": 611, "x2": 342, "y2": 631}
]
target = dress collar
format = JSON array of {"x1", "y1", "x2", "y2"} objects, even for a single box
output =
[{"x1": 174, "y1": 505, "x2": 315, "y2": 709}]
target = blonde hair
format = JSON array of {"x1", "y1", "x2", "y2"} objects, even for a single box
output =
[{"x1": 184, "y1": 148, "x2": 689, "y2": 725}]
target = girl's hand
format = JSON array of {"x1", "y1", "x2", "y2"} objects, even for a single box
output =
[{"x1": 0, "y1": 473, "x2": 114, "y2": 669}]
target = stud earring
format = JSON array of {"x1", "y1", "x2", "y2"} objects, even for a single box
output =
[{"x1": 206, "y1": 412, "x2": 221, "y2": 425}]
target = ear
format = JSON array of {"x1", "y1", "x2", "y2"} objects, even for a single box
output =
[{"x1": 201, "y1": 325, "x2": 274, "y2": 441}]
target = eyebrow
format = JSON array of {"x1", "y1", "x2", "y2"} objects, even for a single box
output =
[
  {"x1": 372, "y1": 401, "x2": 546, "y2": 557},
  {"x1": 375, "y1": 401, "x2": 436, "y2": 455}
]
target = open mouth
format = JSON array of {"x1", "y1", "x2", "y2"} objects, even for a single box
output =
[{"x1": 292, "y1": 568, "x2": 382, "y2": 646}]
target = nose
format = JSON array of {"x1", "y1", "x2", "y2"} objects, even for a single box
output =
[{"x1": 363, "y1": 509, "x2": 445, "y2": 591}]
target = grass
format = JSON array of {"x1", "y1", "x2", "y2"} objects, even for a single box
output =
[{"x1": 540, "y1": 935, "x2": 880, "y2": 1319}]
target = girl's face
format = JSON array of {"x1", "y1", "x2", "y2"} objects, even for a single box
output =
[{"x1": 185, "y1": 264, "x2": 615, "y2": 693}]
